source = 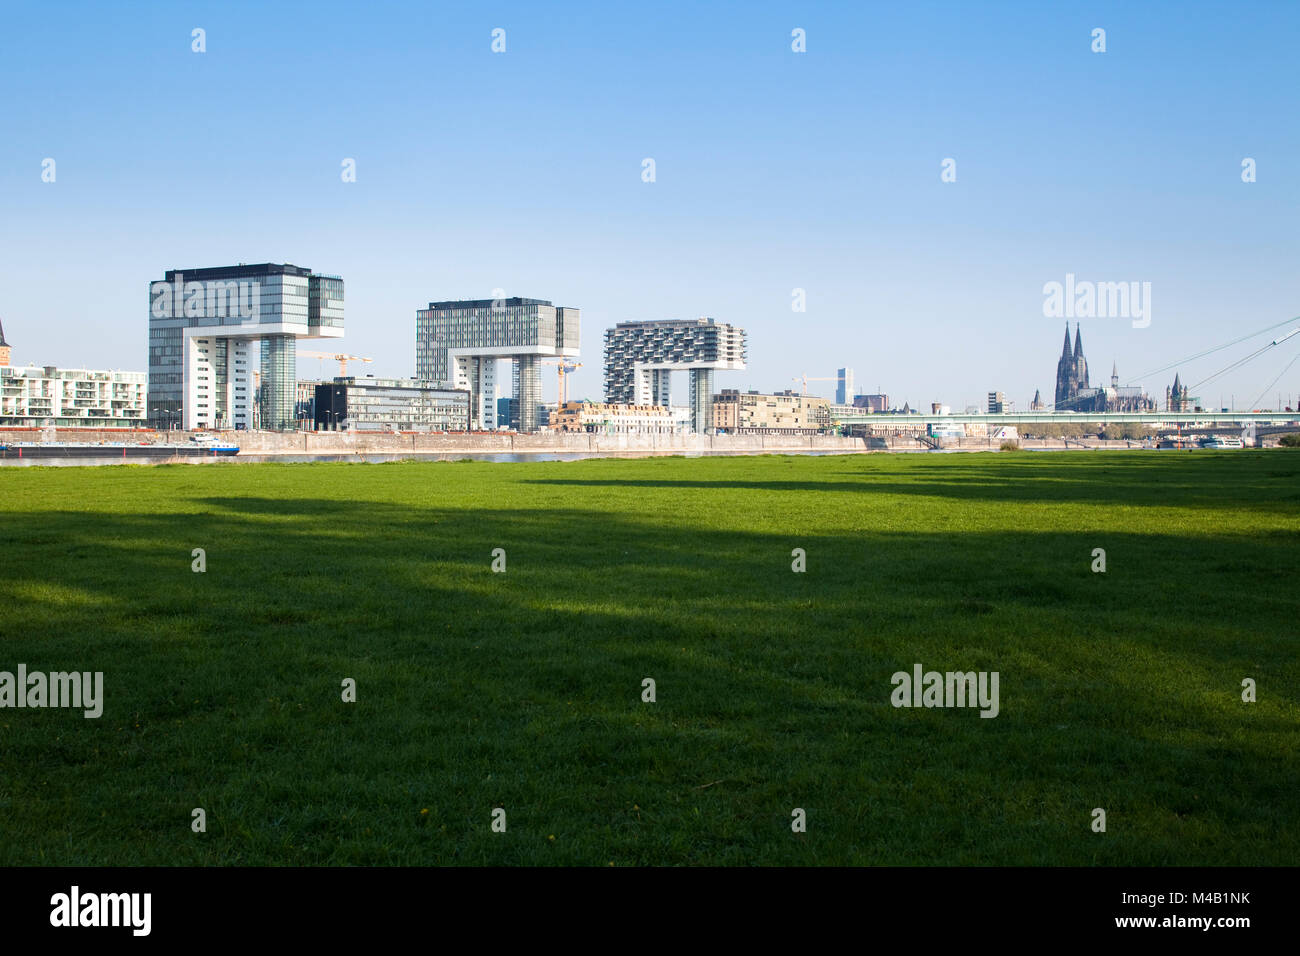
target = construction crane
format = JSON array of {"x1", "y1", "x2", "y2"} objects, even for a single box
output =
[
  {"x1": 541, "y1": 359, "x2": 583, "y2": 404},
  {"x1": 793, "y1": 374, "x2": 838, "y2": 396},
  {"x1": 298, "y1": 350, "x2": 374, "y2": 378}
]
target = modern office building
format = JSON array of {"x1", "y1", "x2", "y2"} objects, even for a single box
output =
[
  {"x1": 147, "y1": 263, "x2": 344, "y2": 431},
  {"x1": 987, "y1": 391, "x2": 1010, "y2": 414},
  {"x1": 836, "y1": 367, "x2": 854, "y2": 405},
  {"x1": 296, "y1": 380, "x2": 322, "y2": 428},
  {"x1": 415, "y1": 297, "x2": 579, "y2": 433},
  {"x1": 1, "y1": 365, "x2": 147, "y2": 427},
  {"x1": 551, "y1": 401, "x2": 692, "y2": 434},
  {"x1": 314, "y1": 377, "x2": 470, "y2": 432},
  {"x1": 713, "y1": 389, "x2": 829, "y2": 434},
  {"x1": 603, "y1": 318, "x2": 746, "y2": 433}
]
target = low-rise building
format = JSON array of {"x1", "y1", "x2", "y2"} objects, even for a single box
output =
[
  {"x1": 713, "y1": 389, "x2": 830, "y2": 434},
  {"x1": 852, "y1": 393, "x2": 890, "y2": 413},
  {"x1": 551, "y1": 401, "x2": 691, "y2": 434},
  {"x1": 296, "y1": 380, "x2": 322, "y2": 429},
  {"x1": 313, "y1": 377, "x2": 470, "y2": 432},
  {"x1": 1, "y1": 364, "x2": 148, "y2": 427}
]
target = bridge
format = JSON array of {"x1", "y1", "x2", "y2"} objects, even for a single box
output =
[{"x1": 834, "y1": 411, "x2": 1298, "y2": 427}]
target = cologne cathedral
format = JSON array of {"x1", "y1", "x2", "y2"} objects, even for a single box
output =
[{"x1": 1052, "y1": 324, "x2": 1155, "y2": 413}]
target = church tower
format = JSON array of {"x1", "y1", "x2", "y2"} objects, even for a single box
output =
[
  {"x1": 0, "y1": 317, "x2": 10, "y2": 367},
  {"x1": 1073, "y1": 325, "x2": 1089, "y2": 390},
  {"x1": 1054, "y1": 324, "x2": 1075, "y2": 408}
]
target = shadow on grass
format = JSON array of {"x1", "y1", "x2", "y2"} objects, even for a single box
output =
[
  {"x1": 0, "y1": 474, "x2": 1297, "y2": 865},
  {"x1": 519, "y1": 451, "x2": 1300, "y2": 513}
]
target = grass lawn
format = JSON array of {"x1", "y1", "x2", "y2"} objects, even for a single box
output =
[{"x1": 0, "y1": 450, "x2": 1297, "y2": 865}]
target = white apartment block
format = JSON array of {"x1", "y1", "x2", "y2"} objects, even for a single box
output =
[
  {"x1": 551, "y1": 401, "x2": 693, "y2": 434},
  {"x1": 1, "y1": 365, "x2": 147, "y2": 427}
]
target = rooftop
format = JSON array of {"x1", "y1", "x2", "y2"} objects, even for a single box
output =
[
  {"x1": 162, "y1": 263, "x2": 317, "y2": 281},
  {"x1": 423, "y1": 297, "x2": 554, "y2": 310}
]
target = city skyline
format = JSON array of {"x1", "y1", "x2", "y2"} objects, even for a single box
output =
[{"x1": 1, "y1": 2, "x2": 1297, "y2": 412}]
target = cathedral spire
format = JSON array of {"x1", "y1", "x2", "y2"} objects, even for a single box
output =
[
  {"x1": 1111, "y1": 360, "x2": 1118, "y2": 388},
  {"x1": 1061, "y1": 323, "x2": 1072, "y2": 360},
  {"x1": 1074, "y1": 324, "x2": 1084, "y2": 358}
]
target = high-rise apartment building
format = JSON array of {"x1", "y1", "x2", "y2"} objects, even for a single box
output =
[
  {"x1": 147, "y1": 263, "x2": 344, "y2": 431},
  {"x1": 603, "y1": 318, "x2": 746, "y2": 433},
  {"x1": 415, "y1": 297, "x2": 579, "y2": 433}
]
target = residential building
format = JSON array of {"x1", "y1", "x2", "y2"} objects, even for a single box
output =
[
  {"x1": 147, "y1": 263, "x2": 344, "y2": 431},
  {"x1": 603, "y1": 318, "x2": 746, "y2": 433},
  {"x1": 713, "y1": 389, "x2": 829, "y2": 434},
  {"x1": 415, "y1": 297, "x2": 579, "y2": 433},
  {"x1": 1, "y1": 365, "x2": 147, "y2": 427},
  {"x1": 551, "y1": 401, "x2": 692, "y2": 434},
  {"x1": 313, "y1": 377, "x2": 469, "y2": 432}
]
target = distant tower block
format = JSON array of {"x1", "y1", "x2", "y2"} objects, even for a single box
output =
[
  {"x1": 603, "y1": 318, "x2": 747, "y2": 434},
  {"x1": 836, "y1": 367, "x2": 854, "y2": 405}
]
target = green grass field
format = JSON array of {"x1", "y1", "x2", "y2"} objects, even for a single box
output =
[{"x1": 1, "y1": 451, "x2": 1297, "y2": 865}]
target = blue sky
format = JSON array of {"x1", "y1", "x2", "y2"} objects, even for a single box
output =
[{"x1": 2, "y1": 0, "x2": 1298, "y2": 410}]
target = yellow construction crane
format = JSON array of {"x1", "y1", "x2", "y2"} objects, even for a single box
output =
[
  {"x1": 793, "y1": 374, "x2": 838, "y2": 396},
  {"x1": 541, "y1": 359, "x2": 583, "y2": 404},
  {"x1": 299, "y1": 350, "x2": 374, "y2": 378}
]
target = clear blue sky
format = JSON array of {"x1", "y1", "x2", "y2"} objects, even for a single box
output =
[{"x1": 2, "y1": 0, "x2": 1297, "y2": 410}]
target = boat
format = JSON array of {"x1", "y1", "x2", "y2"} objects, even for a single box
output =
[
  {"x1": 1200, "y1": 435, "x2": 1244, "y2": 449},
  {"x1": 0, "y1": 443, "x2": 239, "y2": 459}
]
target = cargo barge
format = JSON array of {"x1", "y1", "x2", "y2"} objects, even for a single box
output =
[{"x1": 0, "y1": 443, "x2": 239, "y2": 459}]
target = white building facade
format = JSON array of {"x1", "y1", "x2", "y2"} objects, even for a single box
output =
[{"x1": 1, "y1": 365, "x2": 147, "y2": 427}]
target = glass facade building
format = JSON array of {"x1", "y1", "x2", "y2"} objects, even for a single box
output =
[
  {"x1": 314, "y1": 378, "x2": 470, "y2": 432},
  {"x1": 147, "y1": 263, "x2": 344, "y2": 431},
  {"x1": 415, "y1": 297, "x2": 579, "y2": 433}
]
